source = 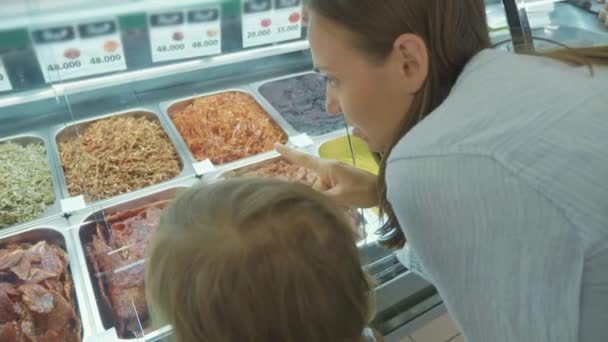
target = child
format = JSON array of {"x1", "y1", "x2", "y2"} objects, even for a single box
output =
[{"x1": 145, "y1": 178, "x2": 382, "y2": 342}]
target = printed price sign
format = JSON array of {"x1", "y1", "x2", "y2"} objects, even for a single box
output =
[
  {"x1": 241, "y1": 0, "x2": 302, "y2": 48},
  {"x1": 149, "y1": 7, "x2": 222, "y2": 63},
  {"x1": 32, "y1": 19, "x2": 127, "y2": 83},
  {"x1": 0, "y1": 59, "x2": 12, "y2": 92}
]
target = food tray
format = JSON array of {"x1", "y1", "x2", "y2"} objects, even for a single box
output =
[
  {"x1": 53, "y1": 109, "x2": 191, "y2": 210},
  {"x1": 159, "y1": 88, "x2": 296, "y2": 171},
  {"x1": 0, "y1": 225, "x2": 91, "y2": 341},
  {"x1": 73, "y1": 185, "x2": 191, "y2": 341},
  {"x1": 208, "y1": 153, "x2": 382, "y2": 247},
  {"x1": 0, "y1": 134, "x2": 62, "y2": 232},
  {"x1": 252, "y1": 72, "x2": 347, "y2": 139}
]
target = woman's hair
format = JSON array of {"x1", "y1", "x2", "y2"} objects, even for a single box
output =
[
  {"x1": 307, "y1": 0, "x2": 608, "y2": 248},
  {"x1": 145, "y1": 178, "x2": 374, "y2": 342}
]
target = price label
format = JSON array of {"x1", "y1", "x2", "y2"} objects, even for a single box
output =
[
  {"x1": 241, "y1": 0, "x2": 302, "y2": 48},
  {"x1": 32, "y1": 19, "x2": 127, "y2": 83},
  {"x1": 0, "y1": 59, "x2": 13, "y2": 92},
  {"x1": 149, "y1": 7, "x2": 222, "y2": 63}
]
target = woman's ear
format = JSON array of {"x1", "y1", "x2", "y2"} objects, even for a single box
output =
[{"x1": 391, "y1": 33, "x2": 429, "y2": 93}]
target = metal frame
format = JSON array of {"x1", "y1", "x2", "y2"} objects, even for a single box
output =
[{"x1": 501, "y1": 0, "x2": 535, "y2": 52}]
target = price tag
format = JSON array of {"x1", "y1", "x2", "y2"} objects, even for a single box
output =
[
  {"x1": 241, "y1": 0, "x2": 302, "y2": 48},
  {"x1": 192, "y1": 159, "x2": 216, "y2": 176},
  {"x1": 289, "y1": 133, "x2": 314, "y2": 148},
  {"x1": 60, "y1": 195, "x2": 87, "y2": 213},
  {"x1": 32, "y1": 19, "x2": 127, "y2": 83},
  {"x1": 149, "y1": 7, "x2": 222, "y2": 63},
  {"x1": 0, "y1": 59, "x2": 12, "y2": 92}
]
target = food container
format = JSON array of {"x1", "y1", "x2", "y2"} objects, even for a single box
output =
[
  {"x1": 0, "y1": 134, "x2": 61, "y2": 231},
  {"x1": 0, "y1": 225, "x2": 90, "y2": 340},
  {"x1": 317, "y1": 135, "x2": 379, "y2": 175},
  {"x1": 210, "y1": 153, "x2": 382, "y2": 247},
  {"x1": 161, "y1": 89, "x2": 291, "y2": 170},
  {"x1": 253, "y1": 72, "x2": 346, "y2": 138},
  {"x1": 54, "y1": 110, "x2": 188, "y2": 207},
  {"x1": 74, "y1": 186, "x2": 191, "y2": 340}
]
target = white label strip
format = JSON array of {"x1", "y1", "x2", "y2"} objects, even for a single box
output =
[
  {"x1": 192, "y1": 159, "x2": 216, "y2": 176},
  {"x1": 60, "y1": 195, "x2": 87, "y2": 213},
  {"x1": 82, "y1": 327, "x2": 119, "y2": 342},
  {"x1": 289, "y1": 133, "x2": 314, "y2": 148},
  {"x1": 0, "y1": 59, "x2": 12, "y2": 92},
  {"x1": 32, "y1": 19, "x2": 127, "y2": 83},
  {"x1": 241, "y1": 0, "x2": 302, "y2": 48},
  {"x1": 149, "y1": 7, "x2": 222, "y2": 63}
]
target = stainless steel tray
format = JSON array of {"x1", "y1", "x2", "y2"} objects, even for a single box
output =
[
  {"x1": 158, "y1": 87, "x2": 299, "y2": 172},
  {"x1": 206, "y1": 152, "x2": 382, "y2": 248},
  {"x1": 52, "y1": 109, "x2": 193, "y2": 213},
  {"x1": 69, "y1": 179, "x2": 198, "y2": 341},
  {"x1": 250, "y1": 71, "x2": 348, "y2": 141},
  {"x1": 0, "y1": 134, "x2": 63, "y2": 232},
  {"x1": 0, "y1": 224, "x2": 93, "y2": 341}
]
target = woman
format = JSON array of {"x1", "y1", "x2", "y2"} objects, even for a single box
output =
[{"x1": 276, "y1": 1, "x2": 608, "y2": 341}]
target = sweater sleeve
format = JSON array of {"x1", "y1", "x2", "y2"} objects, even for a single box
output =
[{"x1": 386, "y1": 154, "x2": 583, "y2": 342}]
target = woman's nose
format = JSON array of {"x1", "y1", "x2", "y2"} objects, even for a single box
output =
[{"x1": 325, "y1": 92, "x2": 341, "y2": 115}]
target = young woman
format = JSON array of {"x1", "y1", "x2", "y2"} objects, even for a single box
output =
[
  {"x1": 146, "y1": 178, "x2": 382, "y2": 342},
  {"x1": 276, "y1": 0, "x2": 608, "y2": 341}
]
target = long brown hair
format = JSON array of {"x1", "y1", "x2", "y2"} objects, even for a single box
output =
[
  {"x1": 307, "y1": 0, "x2": 608, "y2": 248},
  {"x1": 146, "y1": 178, "x2": 374, "y2": 342}
]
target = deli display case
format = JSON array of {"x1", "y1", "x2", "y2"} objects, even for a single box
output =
[{"x1": 0, "y1": 0, "x2": 606, "y2": 341}]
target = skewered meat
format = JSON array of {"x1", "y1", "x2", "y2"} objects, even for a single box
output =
[{"x1": 87, "y1": 203, "x2": 166, "y2": 337}]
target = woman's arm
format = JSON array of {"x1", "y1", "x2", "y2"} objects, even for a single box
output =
[{"x1": 387, "y1": 154, "x2": 584, "y2": 342}]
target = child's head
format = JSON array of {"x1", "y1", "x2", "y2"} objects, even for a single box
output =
[{"x1": 146, "y1": 178, "x2": 374, "y2": 342}]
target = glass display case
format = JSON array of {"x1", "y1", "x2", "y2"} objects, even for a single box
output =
[{"x1": 0, "y1": 0, "x2": 606, "y2": 341}]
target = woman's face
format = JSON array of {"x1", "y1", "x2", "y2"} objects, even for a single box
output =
[{"x1": 308, "y1": 11, "x2": 423, "y2": 152}]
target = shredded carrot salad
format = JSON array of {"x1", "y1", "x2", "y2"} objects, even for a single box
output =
[{"x1": 170, "y1": 92, "x2": 288, "y2": 164}]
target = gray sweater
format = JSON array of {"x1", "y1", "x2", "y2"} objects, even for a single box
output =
[{"x1": 388, "y1": 49, "x2": 608, "y2": 341}]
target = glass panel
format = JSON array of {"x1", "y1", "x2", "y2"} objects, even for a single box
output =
[{"x1": 521, "y1": 0, "x2": 608, "y2": 49}]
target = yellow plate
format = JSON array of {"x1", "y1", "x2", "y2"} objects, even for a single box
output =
[
  {"x1": 319, "y1": 135, "x2": 380, "y2": 214},
  {"x1": 318, "y1": 135, "x2": 379, "y2": 175}
]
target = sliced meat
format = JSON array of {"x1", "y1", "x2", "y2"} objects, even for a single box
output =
[
  {"x1": 0, "y1": 249, "x2": 23, "y2": 271},
  {"x1": 20, "y1": 283, "x2": 54, "y2": 314},
  {"x1": 0, "y1": 290, "x2": 17, "y2": 324},
  {"x1": 26, "y1": 268, "x2": 58, "y2": 283},
  {"x1": 33, "y1": 242, "x2": 67, "y2": 276},
  {"x1": 9, "y1": 249, "x2": 41, "y2": 280},
  {"x1": 34, "y1": 289, "x2": 74, "y2": 334},
  {"x1": 0, "y1": 283, "x2": 17, "y2": 296},
  {"x1": 41, "y1": 330, "x2": 62, "y2": 342},
  {"x1": 0, "y1": 321, "x2": 18, "y2": 341}
]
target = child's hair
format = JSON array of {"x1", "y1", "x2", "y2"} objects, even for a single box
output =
[{"x1": 145, "y1": 178, "x2": 375, "y2": 342}]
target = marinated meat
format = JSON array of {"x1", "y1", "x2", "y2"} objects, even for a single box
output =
[
  {"x1": 259, "y1": 74, "x2": 344, "y2": 135},
  {"x1": 0, "y1": 249, "x2": 24, "y2": 271},
  {"x1": 59, "y1": 115, "x2": 181, "y2": 202},
  {"x1": 20, "y1": 284, "x2": 54, "y2": 314},
  {"x1": 229, "y1": 158, "x2": 365, "y2": 237},
  {"x1": 0, "y1": 288, "x2": 17, "y2": 323},
  {"x1": 0, "y1": 241, "x2": 82, "y2": 341},
  {"x1": 170, "y1": 92, "x2": 288, "y2": 164},
  {"x1": 235, "y1": 159, "x2": 318, "y2": 185},
  {"x1": 0, "y1": 141, "x2": 55, "y2": 229},
  {"x1": 87, "y1": 203, "x2": 166, "y2": 337},
  {"x1": 0, "y1": 321, "x2": 18, "y2": 341}
]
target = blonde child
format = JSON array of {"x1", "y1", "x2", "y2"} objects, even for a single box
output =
[{"x1": 146, "y1": 178, "x2": 382, "y2": 342}]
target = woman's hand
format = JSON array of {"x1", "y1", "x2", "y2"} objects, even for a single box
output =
[{"x1": 275, "y1": 144, "x2": 379, "y2": 208}]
